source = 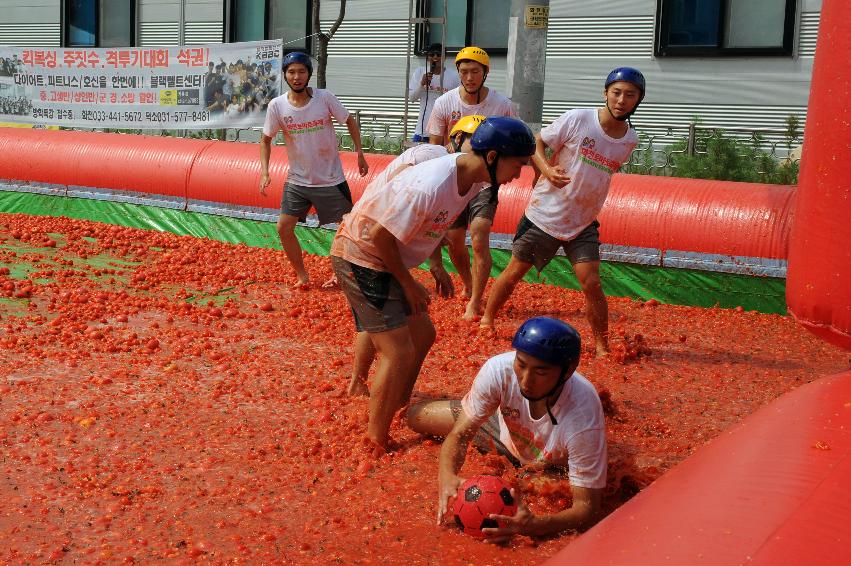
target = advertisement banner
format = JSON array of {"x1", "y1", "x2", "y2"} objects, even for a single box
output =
[{"x1": 0, "y1": 40, "x2": 282, "y2": 129}]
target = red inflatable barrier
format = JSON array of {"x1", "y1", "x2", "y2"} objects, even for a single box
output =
[
  {"x1": 786, "y1": 0, "x2": 851, "y2": 351},
  {"x1": 545, "y1": 370, "x2": 851, "y2": 566},
  {"x1": 598, "y1": 175, "x2": 794, "y2": 259},
  {"x1": 0, "y1": 128, "x2": 795, "y2": 265}
]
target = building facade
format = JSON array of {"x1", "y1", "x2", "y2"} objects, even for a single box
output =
[{"x1": 0, "y1": 0, "x2": 820, "y2": 138}]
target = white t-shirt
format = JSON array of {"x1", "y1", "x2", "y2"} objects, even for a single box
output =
[
  {"x1": 331, "y1": 153, "x2": 479, "y2": 271},
  {"x1": 525, "y1": 108, "x2": 639, "y2": 241},
  {"x1": 408, "y1": 66, "x2": 461, "y2": 137},
  {"x1": 461, "y1": 351, "x2": 607, "y2": 489},
  {"x1": 262, "y1": 89, "x2": 349, "y2": 187},
  {"x1": 426, "y1": 87, "x2": 517, "y2": 141},
  {"x1": 362, "y1": 144, "x2": 449, "y2": 198}
]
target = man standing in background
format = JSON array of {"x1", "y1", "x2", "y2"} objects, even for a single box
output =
[{"x1": 408, "y1": 43, "x2": 460, "y2": 143}]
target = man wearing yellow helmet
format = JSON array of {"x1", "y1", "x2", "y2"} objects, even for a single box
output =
[
  {"x1": 346, "y1": 114, "x2": 486, "y2": 397},
  {"x1": 426, "y1": 47, "x2": 518, "y2": 322}
]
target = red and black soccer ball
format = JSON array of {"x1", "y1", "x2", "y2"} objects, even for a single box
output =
[{"x1": 453, "y1": 475, "x2": 517, "y2": 538}]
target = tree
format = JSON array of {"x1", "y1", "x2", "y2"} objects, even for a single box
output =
[{"x1": 311, "y1": 0, "x2": 347, "y2": 89}]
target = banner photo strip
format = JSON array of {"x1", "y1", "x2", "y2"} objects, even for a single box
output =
[{"x1": 0, "y1": 40, "x2": 282, "y2": 129}]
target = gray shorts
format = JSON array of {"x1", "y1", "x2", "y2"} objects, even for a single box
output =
[
  {"x1": 449, "y1": 186, "x2": 498, "y2": 229},
  {"x1": 331, "y1": 256, "x2": 412, "y2": 333},
  {"x1": 512, "y1": 215, "x2": 601, "y2": 271},
  {"x1": 281, "y1": 181, "x2": 353, "y2": 226}
]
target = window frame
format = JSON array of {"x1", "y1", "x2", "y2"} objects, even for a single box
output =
[
  {"x1": 655, "y1": 0, "x2": 797, "y2": 57},
  {"x1": 61, "y1": 0, "x2": 137, "y2": 48},
  {"x1": 224, "y1": 0, "x2": 312, "y2": 53},
  {"x1": 415, "y1": 0, "x2": 509, "y2": 56}
]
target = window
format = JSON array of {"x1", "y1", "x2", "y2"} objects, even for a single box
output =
[
  {"x1": 62, "y1": 0, "x2": 135, "y2": 47},
  {"x1": 656, "y1": 0, "x2": 796, "y2": 56},
  {"x1": 418, "y1": 0, "x2": 511, "y2": 54},
  {"x1": 226, "y1": 0, "x2": 311, "y2": 51}
]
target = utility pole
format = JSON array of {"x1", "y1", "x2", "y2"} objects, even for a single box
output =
[{"x1": 505, "y1": 0, "x2": 549, "y2": 132}]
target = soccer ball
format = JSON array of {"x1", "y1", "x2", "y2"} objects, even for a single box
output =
[{"x1": 453, "y1": 475, "x2": 517, "y2": 538}]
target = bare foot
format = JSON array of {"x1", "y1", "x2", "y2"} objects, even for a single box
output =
[
  {"x1": 595, "y1": 342, "x2": 610, "y2": 359},
  {"x1": 291, "y1": 276, "x2": 310, "y2": 291},
  {"x1": 347, "y1": 375, "x2": 369, "y2": 397},
  {"x1": 477, "y1": 320, "x2": 496, "y2": 337},
  {"x1": 321, "y1": 274, "x2": 339, "y2": 289},
  {"x1": 361, "y1": 436, "x2": 388, "y2": 459},
  {"x1": 462, "y1": 300, "x2": 483, "y2": 321}
]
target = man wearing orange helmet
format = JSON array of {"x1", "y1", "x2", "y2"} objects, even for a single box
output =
[{"x1": 426, "y1": 47, "x2": 518, "y2": 322}]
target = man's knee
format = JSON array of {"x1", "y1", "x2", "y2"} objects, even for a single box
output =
[
  {"x1": 577, "y1": 268, "x2": 603, "y2": 295},
  {"x1": 277, "y1": 212, "x2": 298, "y2": 229}
]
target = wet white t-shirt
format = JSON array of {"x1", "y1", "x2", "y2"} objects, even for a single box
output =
[
  {"x1": 426, "y1": 87, "x2": 517, "y2": 141},
  {"x1": 461, "y1": 351, "x2": 607, "y2": 489},
  {"x1": 525, "y1": 108, "x2": 639, "y2": 241},
  {"x1": 331, "y1": 153, "x2": 479, "y2": 271},
  {"x1": 408, "y1": 66, "x2": 461, "y2": 137},
  {"x1": 362, "y1": 144, "x2": 449, "y2": 198},
  {"x1": 262, "y1": 89, "x2": 349, "y2": 187}
]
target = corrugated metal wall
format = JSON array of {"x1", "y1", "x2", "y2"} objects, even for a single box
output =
[
  {"x1": 0, "y1": 0, "x2": 821, "y2": 136},
  {"x1": 139, "y1": 0, "x2": 223, "y2": 46},
  {"x1": 0, "y1": 0, "x2": 61, "y2": 46}
]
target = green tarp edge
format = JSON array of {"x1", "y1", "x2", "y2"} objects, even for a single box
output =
[{"x1": 0, "y1": 191, "x2": 786, "y2": 314}]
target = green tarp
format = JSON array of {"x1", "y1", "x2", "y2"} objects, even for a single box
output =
[{"x1": 0, "y1": 190, "x2": 786, "y2": 314}]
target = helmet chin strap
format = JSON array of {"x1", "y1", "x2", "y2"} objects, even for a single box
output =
[
  {"x1": 484, "y1": 152, "x2": 500, "y2": 188},
  {"x1": 520, "y1": 370, "x2": 568, "y2": 425},
  {"x1": 286, "y1": 77, "x2": 312, "y2": 98},
  {"x1": 606, "y1": 100, "x2": 631, "y2": 122}
]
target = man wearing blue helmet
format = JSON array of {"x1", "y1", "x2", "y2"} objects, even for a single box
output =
[
  {"x1": 408, "y1": 316, "x2": 607, "y2": 539},
  {"x1": 480, "y1": 67, "x2": 645, "y2": 357},
  {"x1": 330, "y1": 117, "x2": 535, "y2": 451},
  {"x1": 259, "y1": 51, "x2": 369, "y2": 289}
]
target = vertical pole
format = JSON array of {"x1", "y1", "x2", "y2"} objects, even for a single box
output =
[
  {"x1": 439, "y1": 0, "x2": 446, "y2": 91},
  {"x1": 687, "y1": 123, "x2": 696, "y2": 156},
  {"x1": 505, "y1": 0, "x2": 549, "y2": 131},
  {"x1": 403, "y1": 0, "x2": 414, "y2": 142},
  {"x1": 178, "y1": 0, "x2": 186, "y2": 46}
]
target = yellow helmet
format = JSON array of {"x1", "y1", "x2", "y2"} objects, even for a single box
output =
[
  {"x1": 449, "y1": 114, "x2": 486, "y2": 137},
  {"x1": 455, "y1": 46, "x2": 489, "y2": 70}
]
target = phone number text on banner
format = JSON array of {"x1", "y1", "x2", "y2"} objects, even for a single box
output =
[{"x1": 0, "y1": 40, "x2": 282, "y2": 129}]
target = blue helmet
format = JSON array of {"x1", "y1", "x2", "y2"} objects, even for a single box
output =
[
  {"x1": 283, "y1": 51, "x2": 313, "y2": 77},
  {"x1": 512, "y1": 317, "x2": 581, "y2": 368},
  {"x1": 470, "y1": 117, "x2": 536, "y2": 157},
  {"x1": 605, "y1": 67, "x2": 645, "y2": 101}
]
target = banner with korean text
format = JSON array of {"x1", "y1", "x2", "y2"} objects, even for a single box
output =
[{"x1": 0, "y1": 40, "x2": 282, "y2": 129}]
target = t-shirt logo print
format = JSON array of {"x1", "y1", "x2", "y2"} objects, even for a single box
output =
[
  {"x1": 426, "y1": 210, "x2": 451, "y2": 239},
  {"x1": 580, "y1": 136, "x2": 622, "y2": 174}
]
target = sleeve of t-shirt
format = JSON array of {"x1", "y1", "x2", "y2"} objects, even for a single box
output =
[
  {"x1": 408, "y1": 67, "x2": 425, "y2": 101},
  {"x1": 425, "y1": 95, "x2": 448, "y2": 137},
  {"x1": 540, "y1": 110, "x2": 579, "y2": 152},
  {"x1": 504, "y1": 98, "x2": 519, "y2": 118},
  {"x1": 566, "y1": 428, "x2": 607, "y2": 489},
  {"x1": 262, "y1": 99, "x2": 281, "y2": 137},
  {"x1": 460, "y1": 358, "x2": 503, "y2": 424},
  {"x1": 324, "y1": 91, "x2": 350, "y2": 125},
  {"x1": 375, "y1": 187, "x2": 433, "y2": 245}
]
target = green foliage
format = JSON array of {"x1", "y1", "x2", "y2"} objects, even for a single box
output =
[
  {"x1": 667, "y1": 128, "x2": 798, "y2": 184},
  {"x1": 622, "y1": 115, "x2": 802, "y2": 185}
]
